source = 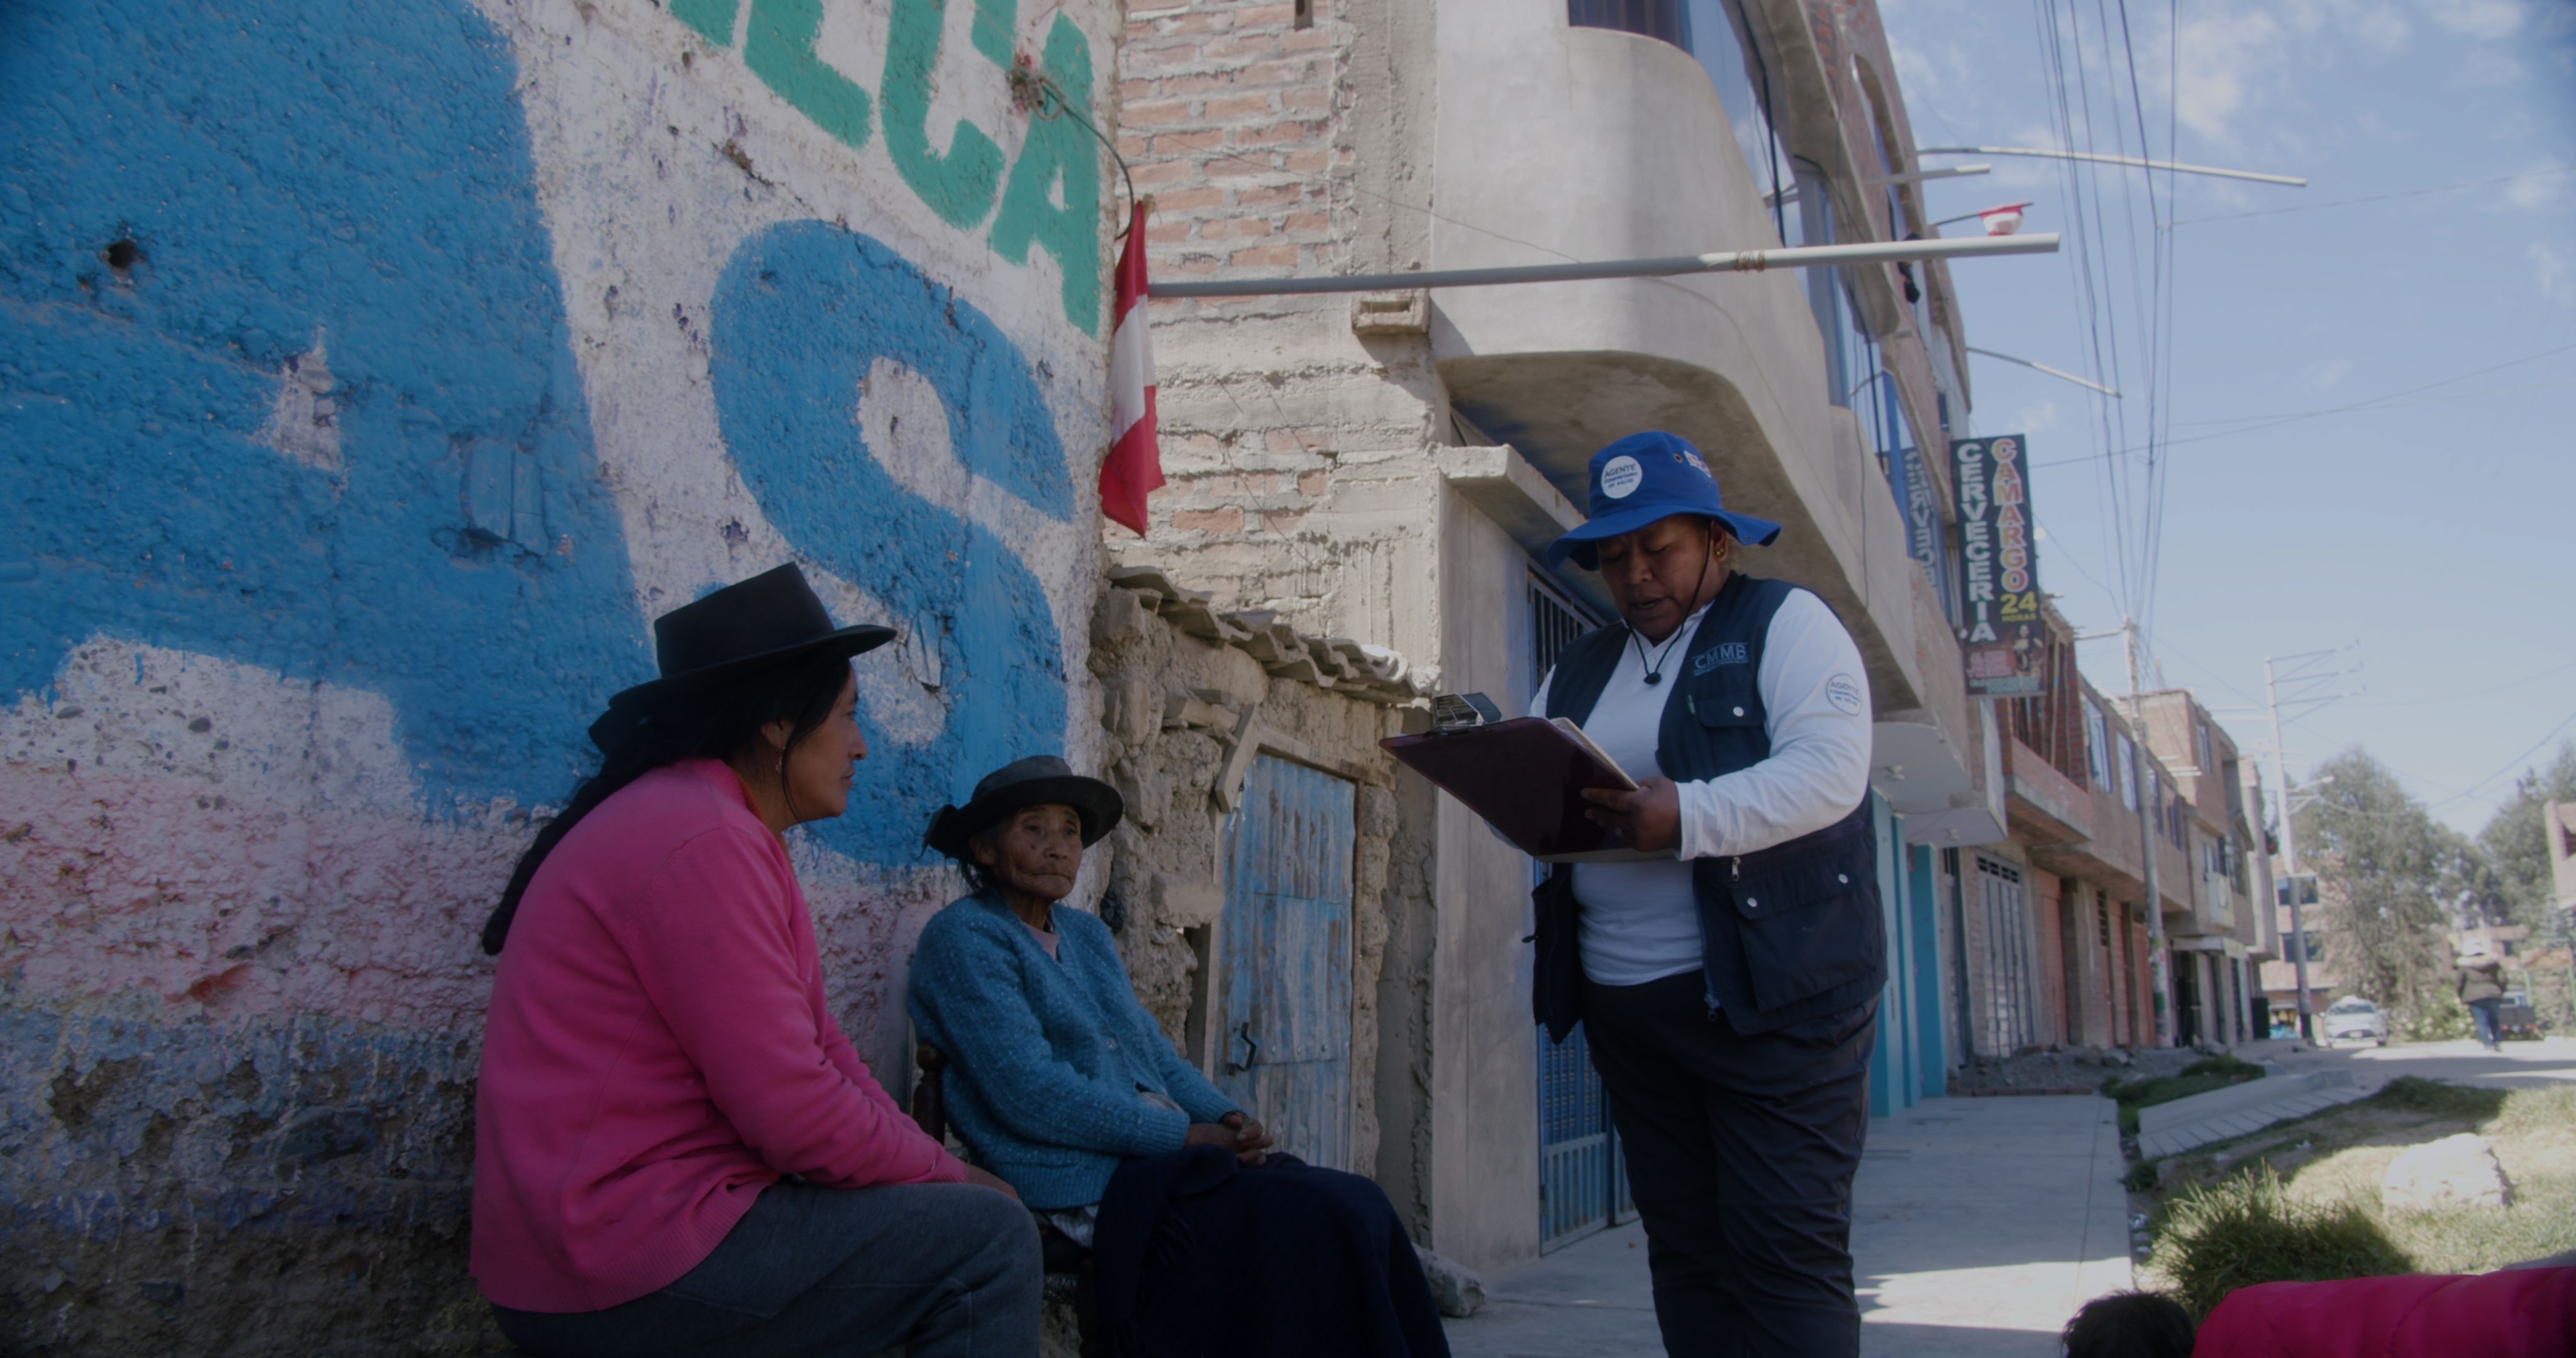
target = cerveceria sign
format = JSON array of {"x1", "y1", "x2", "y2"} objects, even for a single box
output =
[{"x1": 1951, "y1": 434, "x2": 2044, "y2": 698}]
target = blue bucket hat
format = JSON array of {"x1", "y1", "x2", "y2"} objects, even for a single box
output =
[{"x1": 1544, "y1": 431, "x2": 1783, "y2": 570}]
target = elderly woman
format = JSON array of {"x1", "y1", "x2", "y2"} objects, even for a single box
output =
[
  {"x1": 908, "y1": 756, "x2": 1450, "y2": 1358},
  {"x1": 471, "y1": 564, "x2": 1039, "y2": 1358}
]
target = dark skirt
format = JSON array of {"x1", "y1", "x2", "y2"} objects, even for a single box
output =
[{"x1": 1091, "y1": 1148, "x2": 1450, "y2": 1358}]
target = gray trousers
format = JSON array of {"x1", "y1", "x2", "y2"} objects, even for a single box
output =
[{"x1": 494, "y1": 1179, "x2": 1042, "y2": 1358}]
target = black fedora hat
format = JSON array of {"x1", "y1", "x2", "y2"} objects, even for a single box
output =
[
  {"x1": 588, "y1": 563, "x2": 893, "y2": 753},
  {"x1": 924, "y1": 756, "x2": 1123, "y2": 861}
]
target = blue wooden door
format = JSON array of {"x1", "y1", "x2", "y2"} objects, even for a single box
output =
[{"x1": 1219, "y1": 754, "x2": 1356, "y2": 1169}]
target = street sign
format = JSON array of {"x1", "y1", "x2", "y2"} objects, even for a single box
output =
[{"x1": 1951, "y1": 434, "x2": 2043, "y2": 698}]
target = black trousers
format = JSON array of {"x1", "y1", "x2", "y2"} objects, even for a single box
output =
[{"x1": 1580, "y1": 971, "x2": 1877, "y2": 1358}]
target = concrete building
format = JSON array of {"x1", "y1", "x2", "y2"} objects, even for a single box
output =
[
  {"x1": 2133, "y1": 689, "x2": 2275, "y2": 1046},
  {"x1": 1110, "y1": 0, "x2": 2003, "y2": 1269},
  {"x1": 1979, "y1": 602, "x2": 2284, "y2": 1053},
  {"x1": 1991, "y1": 610, "x2": 2170, "y2": 1052},
  {"x1": 2260, "y1": 871, "x2": 2343, "y2": 1026}
]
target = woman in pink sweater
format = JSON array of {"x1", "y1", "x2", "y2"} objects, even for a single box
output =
[{"x1": 471, "y1": 564, "x2": 1039, "y2": 1357}]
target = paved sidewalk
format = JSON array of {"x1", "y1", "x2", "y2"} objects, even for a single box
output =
[
  {"x1": 2134, "y1": 1068, "x2": 2370, "y2": 1159},
  {"x1": 1443, "y1": 1096, "x2": 2131, "y2": 1357},
  {"x1": 2236, "y1": 1034, "x2": 2576, "y2": 1093}
]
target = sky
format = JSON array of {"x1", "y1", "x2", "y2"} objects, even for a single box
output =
[{"x1": 1877, "y1": 0, "x2": 2576, "y2": 836}]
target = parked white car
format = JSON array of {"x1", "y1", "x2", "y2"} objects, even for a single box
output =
[{"x1": 2319, "y1": 995, "x2": 2389, "y2": 1047}]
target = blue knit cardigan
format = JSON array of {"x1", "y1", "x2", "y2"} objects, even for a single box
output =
[{"x1": 908, "y1": 892, "x2": 1241, "y2": 1210}]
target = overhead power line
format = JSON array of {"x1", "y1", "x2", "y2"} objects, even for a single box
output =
[
  {"x1": 2028, "y1": 340, "x2": 2576, "y2": 469},
  {"x1": 2169, "y1": 165, "x2": 2572, "y2": 226}
]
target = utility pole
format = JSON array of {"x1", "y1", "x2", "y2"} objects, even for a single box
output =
[
  {"x1": 2260, "y1": 646, "x2": 2363, "y2": 1044},
  {"x1": 2265, "y1": 655, "x2": 2314, "y2": 1043},
  {"x1": 2122, "y1": 617, "x2": 2174, "y2": 1049}
]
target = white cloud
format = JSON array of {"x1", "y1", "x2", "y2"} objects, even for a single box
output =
[
  {"x1": 2301, "y1": 358, "x2": 2352, "y2": 389},
  {"x1": 2419, "y1": 0, "x2": 2528, "y2": 40},
  {"x1": 2531, "y1": 241, "x2": 2576, "y2": 306},
  {"x1": 2462, "y1": 47, "x2": 2531, "y2": 84},
  {"x1": 2175, "y1": 10, "x2": 2284, "y2": 140},
  {"x1": 2014, "y1": 399, "x2": 2063, "y2": 434},
  {"x1": 2172, "y1": 2, "x2": 2417, "y2": 141},
  {"x1": 2504, "y1": 160, "x2": 2570, "y2": 211},
  {"x1": 2353, "y1": 4, "x2": 2415, "y2": 50}
]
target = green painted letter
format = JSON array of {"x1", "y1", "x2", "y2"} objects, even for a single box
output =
[
  {"x1": 670, "y1": 0, "x2": 739, "y2": 47},
  {"x1": 990, "y1": 14, "x2": 1101, "y2": 333},
  {"x1": 745, "y1": 0, "x2": 872, "y2": 152},
  {"x1": 881, "y1": 0, "x2": 1009, "y2": 229}
]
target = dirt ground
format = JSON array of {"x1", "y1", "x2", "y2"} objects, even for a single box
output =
[{"x1": 1948, "y1": 1044, "x2": 2214, "y2": 1095}]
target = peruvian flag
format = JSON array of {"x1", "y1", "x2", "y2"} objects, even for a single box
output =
[
  {"x1": 1100, "y1": 202, "x2": 1162, "y2": 535},
  {"x1": 1979, "y1": 201, "x2": 2032, "y2": 236}
]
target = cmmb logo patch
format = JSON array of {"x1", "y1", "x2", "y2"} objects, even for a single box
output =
[{"x1": 1692, "y1": 641, "x2": 1750, "y2": 675}]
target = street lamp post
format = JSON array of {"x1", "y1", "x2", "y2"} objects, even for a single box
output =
[{"x1": 1914, "y1": 145, "x2": 2309, "y2": 187}]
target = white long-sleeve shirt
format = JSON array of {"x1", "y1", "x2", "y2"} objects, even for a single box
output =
[{"x1": 1531, "y1": 587, "x2": 1874, "y2": 986}]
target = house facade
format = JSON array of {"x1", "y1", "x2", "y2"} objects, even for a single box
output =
[{"x1": 1110, "y1": 0, "x2": 2006, "y2": 1269}]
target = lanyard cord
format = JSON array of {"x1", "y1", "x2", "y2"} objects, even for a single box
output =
[
  {"x1": 1628, "y1": 535, "x2": 1718, "y2": 687},
  {"x1": 1629, "y1": 625, "x2": 1688, "y2": 687}
]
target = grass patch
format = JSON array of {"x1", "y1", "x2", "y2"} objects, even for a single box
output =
[
  {"x1": 2106, "y1": 1055, "x2": 2266, "y2": 1136},
  {"x1": 2366, "y1": 1076, "x2": 2507, "y2": 1121},
  {"x1": 2137, "y1": 1081, "x2": 2576, "y2": 1311},
  {"x1": 2483, "y1": 1083, "x2": 2576, "y2": 1138},
  {"x1": 2146, "y1": 1167, "x2": 2411, "y2": 1318}
]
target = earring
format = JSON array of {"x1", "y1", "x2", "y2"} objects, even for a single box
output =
[{"x1": 775, "y1": 752, "x2": 787, "y2": 778}]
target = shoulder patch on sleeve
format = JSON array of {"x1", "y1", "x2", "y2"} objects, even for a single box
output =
[{"x1": 1824, "y1": 673, "x2": 1865, "y2": 715}]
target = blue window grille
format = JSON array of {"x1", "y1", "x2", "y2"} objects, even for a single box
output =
[{"x1": 1528, "y1": 577, "x2": 1632, "y2": 1247}]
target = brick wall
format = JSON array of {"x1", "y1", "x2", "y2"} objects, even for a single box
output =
[
  {"x1": 1119, "y1": 2, "x2": 1347, "y2": 282},
  {"x1": 1108, "y1": 0, "x2": 1446, "y2": 639}
]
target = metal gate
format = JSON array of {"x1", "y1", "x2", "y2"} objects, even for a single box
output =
[
  {"x1": 1530, "y1": 574, "x2": 1628, "y2": 1248},
  {"x1": 1218, "y1": 754, "x2": 1357, "y2": 1169},
  {"x1": 1978, "y1": 856, "x2": 2038, "y2": 1054}
]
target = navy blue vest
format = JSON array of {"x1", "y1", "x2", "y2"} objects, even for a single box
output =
[{"x1": 1534, "y1": 572, "x2": 1884, "y2": 1039}]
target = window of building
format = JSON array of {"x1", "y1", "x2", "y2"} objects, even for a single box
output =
[
  {"x1": 1568, "y1": 0, "x2": 1686, "y2": 44},
  {"x1": 2116, "y1": 732, "x2": 2138, "y2": 810},
  {"x1": 2196, "y1": 720, "x2": 2214, "y2": 771},
  {"x1": 2085, "y1": 702, "x2": 2111, "y2": 788},
  {"x1": 1683, "y1": 0, "x2": 1794, "y2": 245},
  {"x1": 1788, "y1": 160, "x2": 1877, "y2": 408}
]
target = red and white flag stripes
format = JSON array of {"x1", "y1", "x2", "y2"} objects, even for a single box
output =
[{"x1": 1100, "y1": 202, "x2": 1162, "y2": 535}]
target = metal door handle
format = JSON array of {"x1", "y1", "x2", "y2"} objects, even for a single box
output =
[{"x1": 1227, "y1": 1022, "x2": 1260, "y2": 1074}]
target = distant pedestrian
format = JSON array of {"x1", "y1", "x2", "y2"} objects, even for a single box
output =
[
  {"x1": 2457, "y1": 942, "x2": 2506, "y2": 1052},
  {"x1": 1529, "y1": 432, "x2": 1882, "y2": 1358},
  {"x1": 470, "y1": 564, "x2": 1040, "y2": 1358},
  {"x1": 2059, "y1": 1289, "x2": 2194, "y2": 1358}
]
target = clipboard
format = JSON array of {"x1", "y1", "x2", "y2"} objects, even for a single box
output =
[{"x1": 1380, "y1": 717, "x2": 1667, "y2": 863}]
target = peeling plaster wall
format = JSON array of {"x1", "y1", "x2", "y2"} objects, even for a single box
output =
[
  {"x1": 0, "y1": 0, "x2": 1118, "y2": 1350},
  {"x1": 1082, "y1": 583, "x2": 1412, "y2": 1183}
]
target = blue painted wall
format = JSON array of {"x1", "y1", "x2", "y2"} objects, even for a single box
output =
[
  {"x1": 0, "y1": 1, "x2": 1113, "y2": 1349},
  {"x1": 0, "y1": 0, "x2": 647, "y2": 809},
  {"x1": 1909, "y1": 844, "x2": 1950, "y2": 1098},
  {"x1": 708, "y1": 221, "x2": 1072, "y2": 865},
  {"x1": 1870, "y1": 796, "x2": 1918, "y2": 1116}
]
